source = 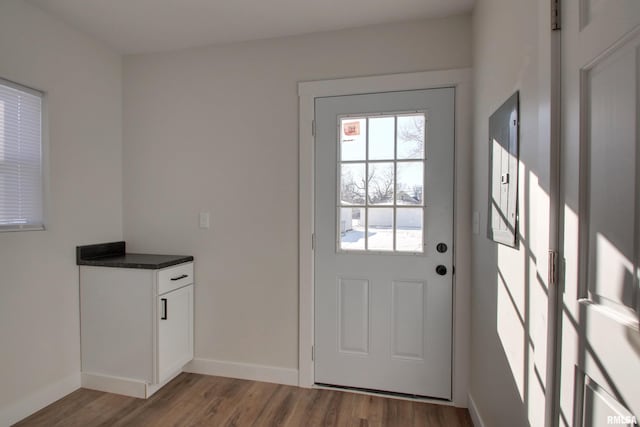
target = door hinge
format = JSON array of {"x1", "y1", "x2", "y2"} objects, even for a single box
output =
[
  {"x1": 312, "y1": 120, "x2": 316, "y2": 136},
  {"x1": 312, "y1": 233, "x2": 316, "y2": 250},
  {"x1": 312, "y1": 345, "x2": 315, "y2": 361},
  {"x1": 551, "y1": 0, "x2": 561, "y2": 31},
  {"x1": 548, "y1": 250, "x2": 559, "y2": 287}
]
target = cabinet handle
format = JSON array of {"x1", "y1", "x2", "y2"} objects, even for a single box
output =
[
  {"x1": 171, "y1": 274, "x2": 188, "y2": 281},
  {"x1": 161, "y1": 298, "x2": 167, "y2": 320}
]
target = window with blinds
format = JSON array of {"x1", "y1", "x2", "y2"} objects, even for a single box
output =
[{"x1": 0, "y1": 78, "x2": 44, "y2": 231}]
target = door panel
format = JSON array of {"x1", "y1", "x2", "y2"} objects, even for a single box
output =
[
  {"x1": 391, "y1": 281, "x2": 425, "y2": 360},
  {"x1": 338, "y1": 278, "x2": 369, "y2": 354},
  {"x1": 314, "y1": 89, "x2": 454, "y2": 398},
  {"x1": 583, "y1": 377, "x2": 637, "y2": 427},
  {"x1": 559, "y1": 0, "x2": 640, "y2": 425},
  {"x1": 586, "y1": 39, "x2": 638, "y2": 312}
]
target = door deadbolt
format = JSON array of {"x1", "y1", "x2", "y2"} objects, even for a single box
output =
[
  {"x1": 436, "y1": 243, "x2": 448, "y2": 253},
  {"x1": 436, "y1": 265, "x2": 447, "y2": 276}
]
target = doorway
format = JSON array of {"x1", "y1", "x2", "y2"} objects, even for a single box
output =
[
  {"x1": 298, "y1": 70, "x2": 472, "y2": 405},
  {"x1": 314, "y1": 89, "x2": 454, "y2": 398}
]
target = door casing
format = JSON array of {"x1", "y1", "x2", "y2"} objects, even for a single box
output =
[{"x1": 297, "y1": 69, "x2": 472, "y2": 407}]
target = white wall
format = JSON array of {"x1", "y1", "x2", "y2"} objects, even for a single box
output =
[
  {"x1": 0, "y1": 1, "x2": 122, "y2": 423},
  {"x1": 123, "y1": 16, "x2": 471, "y2": 372},
  {"x1": 470, "y1": 0, "x2": 552, "y2": 426}
]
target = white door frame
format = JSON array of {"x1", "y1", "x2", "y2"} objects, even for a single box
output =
[{"x1": 298, "y1": 68, "x2": 472, "y2": 407}]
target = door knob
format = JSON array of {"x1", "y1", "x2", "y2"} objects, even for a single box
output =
[
  {"x1": 436, "y1": 265, "x2": 447, "y2": 276},
  {"x1": 436, "y1": 243, "x2": 448, "y2": 253}
]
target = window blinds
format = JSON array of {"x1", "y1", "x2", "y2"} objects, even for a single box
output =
[{"x1": 0, "y1": 78, "x2": 43, "y2": 231}]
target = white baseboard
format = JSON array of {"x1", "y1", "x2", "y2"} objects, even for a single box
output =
[
  {"x1": 81, "y1": 372, "x2": 148, "y2": 399},
  {"x1": 0, "y1": 373, "x2": 80, "y2": 426},
  {"x1": 81, "y1": 369, "x2": 183, "y2": 399},
  {"x1": 468, "y1": 393, "x2": 487, "y2": 427},
  {"x1": 184, "y1": 358, "x2": 298, "y2": 386}
]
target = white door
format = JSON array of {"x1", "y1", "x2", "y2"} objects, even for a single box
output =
[
  {"x1": 557, "y1": 1, "x2": 640, "y2": 425},
  {"x1": 314, "y1": 88, "x2": 454, "y2": 398},
  {"x1": 158, "y1": 284, "x2": 193, "y2": 384}
]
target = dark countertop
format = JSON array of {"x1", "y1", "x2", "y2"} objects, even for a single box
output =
[{"x1": 77, "y1": 241, "x2": 193, "y2": 270}]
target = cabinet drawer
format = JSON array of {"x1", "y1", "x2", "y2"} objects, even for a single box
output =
[{"x1": 158, "y1": 262, "x2": 193, "y2": 295}]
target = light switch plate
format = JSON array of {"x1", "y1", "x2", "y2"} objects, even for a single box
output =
[{"x1": 199, "y1": 212, "x2": 210, "y2": 229}]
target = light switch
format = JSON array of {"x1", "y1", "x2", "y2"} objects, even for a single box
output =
[{"x1": 199, "y1": 212, "x2": 210, "y2": 229}]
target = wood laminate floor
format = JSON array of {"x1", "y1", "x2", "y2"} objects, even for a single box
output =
[{"x1": 15, "y1": 373, "x2": 473, "y2": 427}]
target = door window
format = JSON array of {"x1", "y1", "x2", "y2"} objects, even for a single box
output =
[{"x1": 338, "y1": 113, "x2": 426, "y2": 253}]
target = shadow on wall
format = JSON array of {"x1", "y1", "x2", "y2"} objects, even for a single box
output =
[
  {"x1": 490, "y1": 150, "x2": 543, "y2": 427},
  {"x1": 471, "y1": 90, "x2": 545, "y2": 426},
  {"x1": 482, "y1": 127, "x2": 638, "y2": 426}
]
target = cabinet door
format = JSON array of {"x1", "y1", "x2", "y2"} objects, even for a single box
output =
[{"x1": 158, "y1": 284, "x2": 193, "y2": 384}]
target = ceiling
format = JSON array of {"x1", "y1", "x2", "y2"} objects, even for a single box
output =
[{"x1": 26, "y1": 0, "x2": 474, "y2": 54}]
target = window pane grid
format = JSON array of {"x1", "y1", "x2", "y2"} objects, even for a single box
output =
[{"x1": 338, "y1": 112, "x2": 425, "y2": 253}]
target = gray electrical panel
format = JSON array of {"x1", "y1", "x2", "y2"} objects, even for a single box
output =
[{"x1": 487, "y1": 92, "x2": 519, "y2": 248}]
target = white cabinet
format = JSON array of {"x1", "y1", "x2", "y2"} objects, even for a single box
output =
[
  {"x1": 158, "y1": 284, "x2": 193, "y2": 384},
  {"x1": 80, "y1": 262, "x2": 194, "y2": 398}
]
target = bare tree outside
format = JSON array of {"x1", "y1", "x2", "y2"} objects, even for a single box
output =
[
  {"x1": 340, "y1": 165, "x2": 366, "y2": 204},
  {"x1": 397, "y1": 115, "x2": 425, "y2": 159},
  {"x1": 340, "y1": 163, "x2": 395, "y2": 205},
  {"x1": 367, "y1": 163, "x2": 394, "y2": 204}
]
